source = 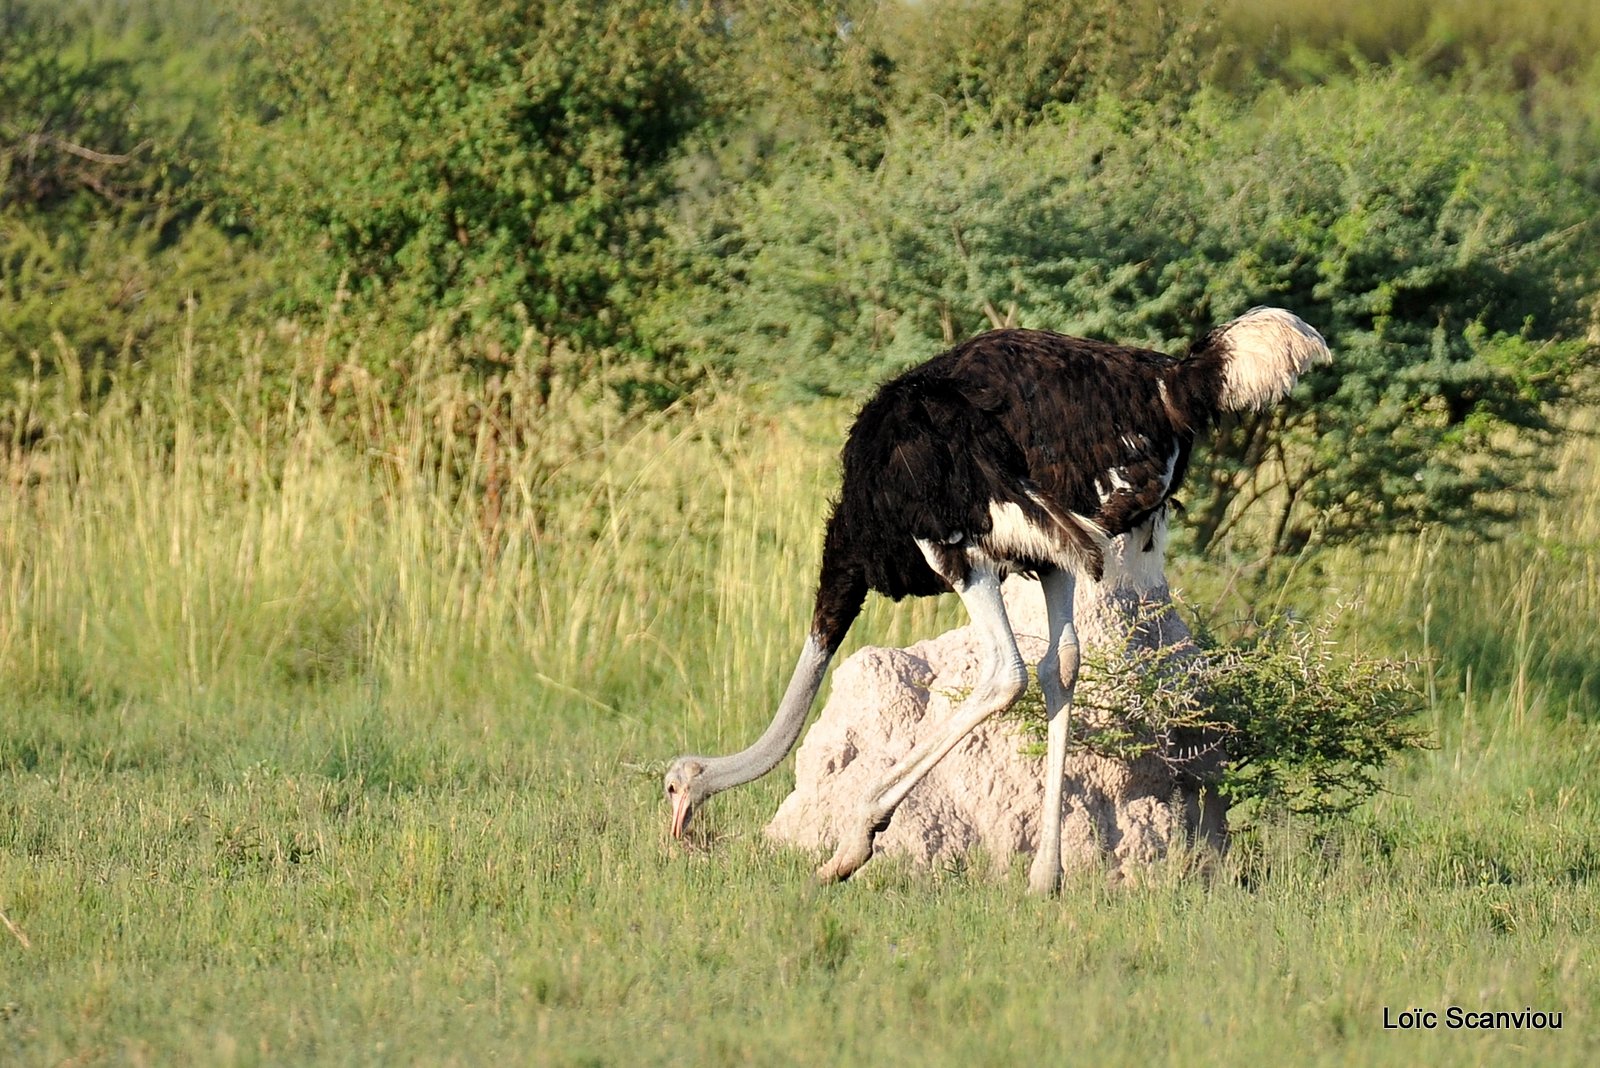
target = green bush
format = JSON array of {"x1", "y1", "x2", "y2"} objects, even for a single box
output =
[
  {"x1": 1013, "y1": 607, "x2": 1429, "y2": 824},
  {"x1": 1196, "y1": 613, "x2": 1429, "y2": 822},
  {"x1": 657, "y1": 70, "x2": 1599, "y2": 556},
  {"x1": 225, "y1": 0, "x2": 723, "y2": 383},
  {"x1": 0, "y1": 2, "x2": 242, "y2": 393},
  {"x1": 881, "y1": 0, "x2": 1213, "y2": 131}
]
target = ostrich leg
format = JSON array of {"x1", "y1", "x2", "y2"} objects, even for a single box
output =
[
  {"x1": 817, "y1": 554, "x2": 1027, "y2": 884},
  {"x1": 1028, "y1": 568, "x2": 1080, "y2": 896}
]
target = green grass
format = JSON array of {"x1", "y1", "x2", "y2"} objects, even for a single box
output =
[{"x1": 1, "y1": 331, "x2": 1598, "y2": 1064}]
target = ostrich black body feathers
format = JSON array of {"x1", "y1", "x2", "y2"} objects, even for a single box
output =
[{"x1": 810, "y1": 328, "x2": 1227, "y2": 648}]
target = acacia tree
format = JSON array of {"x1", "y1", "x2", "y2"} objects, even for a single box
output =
[
  {"x1": 660, "y1": 72, "x2": 1599, "y2": 556},
  {"x1": 228, "y1": 0, "x2": 722, "y2": 387}
]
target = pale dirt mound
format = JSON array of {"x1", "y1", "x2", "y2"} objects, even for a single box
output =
[{"x1": 766, "y1": 571, "x2": 1227, "y2": 882}]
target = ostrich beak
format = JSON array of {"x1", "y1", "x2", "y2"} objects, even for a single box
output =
[{"x1": 670, "y1": 789, "x2": 693, "y2": 839}]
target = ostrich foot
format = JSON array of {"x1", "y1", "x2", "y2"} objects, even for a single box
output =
[{"x1": 815, "y1": 812, "x2": 885, "y2": 884}]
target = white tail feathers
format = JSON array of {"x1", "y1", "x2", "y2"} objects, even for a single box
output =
[{"x1": 1214, "y1": 307, "x2": 1331, "y2": 412}]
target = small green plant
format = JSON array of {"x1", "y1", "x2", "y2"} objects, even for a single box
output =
[
  {"x1": 1199, "y1": 611, "x2": 1430, "y2": 821},
  {"x1": 1014, "y1": 606, "x2": 1429, "y2": 824}
]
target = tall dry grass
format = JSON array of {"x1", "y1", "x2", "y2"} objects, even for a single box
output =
[
  {"x1": 0, "y1": 322, "x2": 964, "y2": 778},
  {"x1": 1315, "y1": 409, "x2": 1600, "y2": 725}
]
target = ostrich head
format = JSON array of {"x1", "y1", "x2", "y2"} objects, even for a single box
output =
[
  {"x1": 664, "y1": 757, "x2": 709, "y2": 838},
  {"x1": 661, "y1": 635, "x2": 838, "y2": 840}
]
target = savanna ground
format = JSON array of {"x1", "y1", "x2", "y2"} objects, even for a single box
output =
[
  {"x1": 1, "y1": 341, "x2": 1596, "y2": 1065},
  {"x1": 4, "y1": 0, "x2": 1600, "y2": 1064}
]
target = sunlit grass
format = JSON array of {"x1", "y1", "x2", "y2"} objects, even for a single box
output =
[{"x1": 0, "y1": 327, "x2": 1597, "y2": 1064}]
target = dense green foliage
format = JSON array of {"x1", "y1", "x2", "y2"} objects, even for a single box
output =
[
  {"x1": 0, "y1": 2, "x2": 244, "y2": 392},
  {"x1": 5, "y1": 0, "x2": 1598, "y2": 554},
  {"x1": 1201, "y1": 614, "x2": 1428, "y2": 819},
  {"x1": 719, "y1": 0, "x2": 1213, "y2": 157},
  {"x1": 230, "y1": 0, "x2": 720, "y2": 375},
  {"x1": 663, "y1": 74, "x2": 1597, "y2": 554}
]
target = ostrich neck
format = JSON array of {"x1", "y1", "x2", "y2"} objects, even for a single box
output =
[{"x1": 698, "y1": 634, "x2": 833, "y2": 797}]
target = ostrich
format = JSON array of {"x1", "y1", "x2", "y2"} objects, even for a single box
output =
[{"x1": 665, "y1": 307, "x2": 1330, "y2": 894}]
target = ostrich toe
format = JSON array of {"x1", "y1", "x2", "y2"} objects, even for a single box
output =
[{"x1": 816, "y1": 820, "x2": 878, "y2": 884}]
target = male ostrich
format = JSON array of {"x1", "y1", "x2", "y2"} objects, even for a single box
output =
[{"x1": 665, "y1": 307, "x2": 1330, "y2": 894}]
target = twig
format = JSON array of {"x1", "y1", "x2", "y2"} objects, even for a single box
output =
[
  {"x1": 530, "y1": 670, "x2": 640, "y2": 726},
  {"x1": 46, "y1": 135, "x2": 150, "y2": 165},
  {"x1": 0, "y1": 907, "x2": 31, "y2": 950}
]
